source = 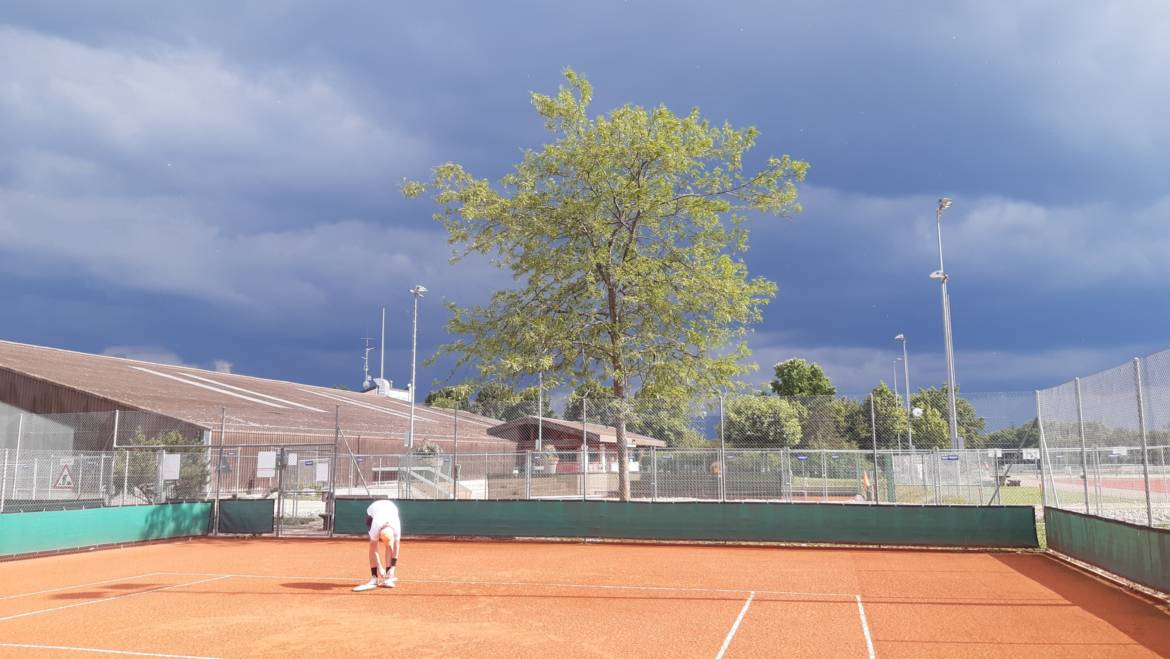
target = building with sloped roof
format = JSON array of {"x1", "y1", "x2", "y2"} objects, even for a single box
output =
[{"x1": 0, "y1": 339, "x2": 512, "y2": 455}]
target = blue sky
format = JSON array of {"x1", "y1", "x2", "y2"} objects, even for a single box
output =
[{"x1": 1, "y1": 1, "x2": 1168, "y2": 400}]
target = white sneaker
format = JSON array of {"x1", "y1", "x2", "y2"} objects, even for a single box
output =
[
  {"x1": 380, "y1": 577, "x2": 397, "y2": 588},
  {"x1": 352, "y1": 578, "x2": 378, "y2": 592}
]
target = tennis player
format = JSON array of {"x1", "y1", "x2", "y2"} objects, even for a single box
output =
[{"x1": 353, "y1": 498, "x2": 401, "y2": 592}]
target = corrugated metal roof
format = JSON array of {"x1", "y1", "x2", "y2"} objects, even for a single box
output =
[{"x1": 0, "y1": 339, "x2": 511, "y2": 450}]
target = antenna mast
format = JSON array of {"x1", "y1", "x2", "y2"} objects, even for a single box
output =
[{"x1": 380, "y1": 306, "x2": 386, "y2": 381}]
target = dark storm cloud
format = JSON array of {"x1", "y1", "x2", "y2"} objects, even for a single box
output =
[{"x1": 1, "y1": 1, "x2": 1168, "y2": 395}]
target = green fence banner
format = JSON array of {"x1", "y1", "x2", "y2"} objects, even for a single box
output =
[
  {"x1": 336, "y1": 499, "x2": 1037, "y2": 547},
  {"x1": 0, "y1": 502, "x2": 211, "y2": 557},
  {"x1": 217, "y1": 499, "x2": 275, "y2": 535},
  {"x1": 1044, "y1": 507, "x2": 1170, "y2": 593}
]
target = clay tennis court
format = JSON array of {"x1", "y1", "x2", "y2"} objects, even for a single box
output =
[{"x1": 2, "y1": 539, "x2": 1168, "y2": 658}]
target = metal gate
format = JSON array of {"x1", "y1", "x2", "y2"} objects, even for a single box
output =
[{"x1": 274, "y1": 445, "x2": 336, "y2": 536}]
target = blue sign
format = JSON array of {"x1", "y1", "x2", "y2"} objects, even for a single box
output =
[
  {"x1": 796, "y1": 455, "x2": 809, "y2": 461},
  {"x1": 304, "y1": 460, "x2": 314, "y2": 466},
  {"x1": 942, "y1": 455, "x2": 960, "y2": 461}
]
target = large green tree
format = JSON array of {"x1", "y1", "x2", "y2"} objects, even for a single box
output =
[
  {"x1": 405, "y1": 70, "x2": 807, "y2": 499},
  {"x1": 769, "y1": 359, "x2": 836, "y2": 396}
]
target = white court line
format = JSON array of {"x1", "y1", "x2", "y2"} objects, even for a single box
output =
[
  {"x1": 0, "y1": 572, "x2": 162, "y2": 601},
  {"x1": 856, "y1": 594, "x2": 876, "y2": 659},
  {"x1": 0, "y1": 576, "x2": 230, "y2": 624},
  {"x1": 154, "y1": 571, "x2": 855, "y2": 599},
  {"x1": 0, "y1": 642, "x2": 222, "y2": 659},
  {"x1": 714, "y1": 591, "x2": 755, "y2": 659}
]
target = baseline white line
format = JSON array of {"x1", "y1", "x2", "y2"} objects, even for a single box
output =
[
  {"x1": 715, "y1": 591, "x2": 755, "y2": 659},
  {"x1": 0, "y1": 572, "x2": 162, "y2": 601},
  {"x1": 856, "y1": 594, "x2": 876, "y2": 659},
  {"x1": 0, "y1": 576, "x2": 230, "y2": 624},
  {"x1": 0, "y1": 642, "x2": 222, "y2": 659},
  {"x1": 153, "y1": 571, "x2": 854, "y2": 599}
]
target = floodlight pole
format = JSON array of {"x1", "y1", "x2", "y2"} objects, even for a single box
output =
[
  {"x1": 895, "y1": 334, "x2": 914, "y2": 449},
  {"x1": 893, "y1": 359, "x2": 902, "y2": 451},
  {"x1": 933, "y1": 198, "x2": 961, "y2": 450},
  {"x1": 408, "y1": 285, "x2": 427, "y2": 448}
]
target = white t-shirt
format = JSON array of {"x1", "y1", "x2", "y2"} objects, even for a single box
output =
[{"x1": 366, "y1": 499, "x2": 400, "y2": 541}]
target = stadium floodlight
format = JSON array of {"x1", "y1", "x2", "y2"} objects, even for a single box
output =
[
  {"x1": 894, "y1": 334, "x2": 913, "y2": 449},
  {"x1": 933, "y1": 198, "x2": 961, "y2": 449},
  {"x1": 407, "y1": 285, "x2": 427, "y2": 448}
]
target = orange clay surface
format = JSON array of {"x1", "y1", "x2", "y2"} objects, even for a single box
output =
[{"x1": 1, "y1": 538, "x2": 1168, "y2": 658}]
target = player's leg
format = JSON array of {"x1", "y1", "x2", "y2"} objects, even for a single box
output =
[
  {"x1": 378, "y1": 526, "x2": 399, "y2": 588},
  {"x1": 353, "y1": 515, "x2": 384, "y2": 592}
]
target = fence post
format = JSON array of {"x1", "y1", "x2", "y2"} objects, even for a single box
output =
[
  {"x1": 524, "y1": 450, "x2": 532, "y2": 500},
  {"x1": 1034, "y1": 390, "x2": 1053, "y2": 510},
  {"x1": 452, "y1": 406, "x2": 459, "y2": 500},
  {"x1": 12, "y1": 413, "x2": 23, "y2": 503},
  {"x1": 1074, "y1": 377, "x2": 1091, "y2": 514},
  {"x1": 870, "y1": 395, "x2": 879, "y2": 503},
  {"x1": 0, "y1": 448, "x2": 8, "y2": 513},
  {"x1": 1132, "y1": 358, "x2": 1155, "y2": 527},
  {"x1": 213, "y1": 407, "x2": 226, "y2": 536},
  {"x1": 651, "y1": 446, "x2": 658, "y2": 502},
  {"x1": 329, "y1": 406, "x2": 340, "y2": 534},
  {"x1": 820, "y1": 450, "x2": 828, "y2": 502},
  {"x1": 932, "y1": 447, "x2": 941, "y2": 504},
  {"x1": 581, "y1": 398, "x2": 588, "y2": 502},
  {"x1": 718, "y1": 394, "x2": 726, "y2": 503}
]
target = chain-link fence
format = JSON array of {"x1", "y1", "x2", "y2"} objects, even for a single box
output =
[{"x1": 1038, "y1": 349, "x2": 1170, "y2": 528}]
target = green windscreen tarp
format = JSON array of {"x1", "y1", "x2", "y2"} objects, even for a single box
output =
[
  {"x1": 217, "y1": 499, "x2": 275, "y2": 535},
  {"x1": 1044, "y1": 507, "x2": 1170, "y2": 593},
  {"x1": 0, "y1": 502, "x2": 211, "y2": 557},
  {"x1": 335, "y1": 499, "x2": 1037, "y2": 547}
]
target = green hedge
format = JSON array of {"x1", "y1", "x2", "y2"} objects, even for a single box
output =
[
  {"x1": 1045, "y1": 507, "x2": 1169, "y2": 592},
  {"x1": 336, "y1": 499, "x2": 1037, "y2": 547},
  {"x1": 0, "y1": 502, "x2": 211, "y2": 557}
]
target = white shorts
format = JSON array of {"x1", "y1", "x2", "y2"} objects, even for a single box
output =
[{"x1": 369, "y1": 515, "x2": 401, "y2": 542}]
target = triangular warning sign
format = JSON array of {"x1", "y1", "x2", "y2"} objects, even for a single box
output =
[{"x1": 53, "y1": 465, "x2": 76, "y2": 489}]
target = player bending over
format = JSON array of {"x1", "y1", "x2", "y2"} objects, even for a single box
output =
[{"x1": 353, "y1": 498, "x2": 401, "y2": 592}]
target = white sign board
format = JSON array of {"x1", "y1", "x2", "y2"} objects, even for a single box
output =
[
  {"x1": 1022, "y1": 449, "x2": 1040, "y2": 461},
  {"x1": 986, "y1": 449, "x2": 1003, "y2": 458},
  {"x1": 315, "y1": 462, "x2": 330, "y2": 483},
  {"x1": 286, "y1": 453, "x2": 297, "y2": 467},
  {"x1": 162, "y1": 453, "x2": 182, "y2": 480},
  {"x1": 257, "y1": 451, "x2": 277, "y2": 478}
]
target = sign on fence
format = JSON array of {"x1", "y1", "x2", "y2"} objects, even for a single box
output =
[
  {"x1": 162, "y1": 453, "x2": 182, "y2": 480},
  {"x1": 257, "y1": 451, "x2": 277, "y2": 478},
  {"x1": 53, "y1": 465, "x2": 76, "y2": 490}
]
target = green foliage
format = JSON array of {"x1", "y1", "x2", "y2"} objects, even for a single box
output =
[
  {"x1": 468, "y1": 383, "x2": 554, "y2": 421},
  {"x1": 411, "y1": 440, "x2": 443, "y2": 456},
  {"x1": 911, "y1": 406, "x2": 951, "y2": 449},
  {"x1": 723, "y1": 395, "x2": 804, "y2": 448},
  {"x1": 113, "y1": 429, "x2": 209, "y2": 503},
  {"x1": 405, "y1": 69, "x2": 808, "y2": 499},
  {"x1": 799, "y1": 397, "x2": 857, "y2": 449},
  {"x1": 425, "y1": 384, "x2": 474, "y2": 410},
  {"x1": 770, "y1": 359, "x2": 836, "y2": 396},
  {"x1": 846, "y1": 384, "x2": 908, "y2": 450},
  {"x1": 911, "y1": 386, "x2": 985, "y2": 447},
  {"x1": 984, "y1": 420, "x2": 1040, "y2": 449},
  {"x1": 562, "y1": 381, "x2": 616, "y2": 425}
]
